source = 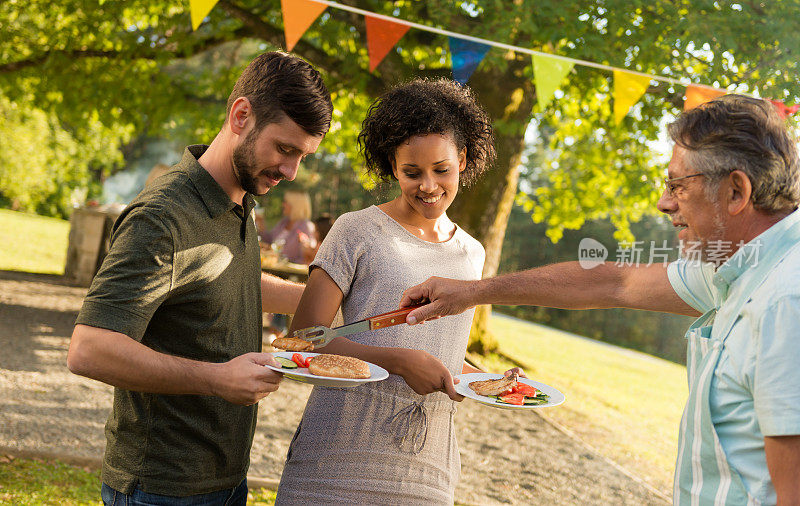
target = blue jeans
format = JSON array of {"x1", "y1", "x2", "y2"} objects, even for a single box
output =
[{"x1": 101, "y1": 479, "x2": 247, "y2": 506}]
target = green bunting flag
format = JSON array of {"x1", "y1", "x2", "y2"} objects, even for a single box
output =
[{"x1": 532, "y1": 54, "x2": 575, "y2": 112}]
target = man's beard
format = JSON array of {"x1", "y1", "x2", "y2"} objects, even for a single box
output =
[{"x1": 232, "y1": 129, "x2": 282, "y2": 196}]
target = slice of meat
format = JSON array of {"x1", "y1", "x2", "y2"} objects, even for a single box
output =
[
  {"x1": 469, "y1": 373, "x2": 519, "y2": 396},
  {"x1": 271, "y1": 337, "x2": 314, "y2": 352}
]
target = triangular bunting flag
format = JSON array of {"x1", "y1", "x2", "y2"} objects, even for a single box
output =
[
  {"x1": 532, "y1": 54, "x2": 575, "y2": 112},
  {"x1": 770, "y1": 99, "x2": 800, "y2": 119},
  {"x1": 684, "y1": 84, "x2": 726, "y2": 110},
  {"x1": 449, "y1": 37, "x2": 491, "y2": 85},
  {"x1": 281, "y1": 0, "x2": 327, "y2": 51},
  {"x1": 365, "y1": 15, "x2": 410, "y2": 72},
  {"x1": 613, "y1": 70, "x2": 651, "y2": 123},
  {"x1": 190, "y1": 0, "x2": 219, "y2": 31}
]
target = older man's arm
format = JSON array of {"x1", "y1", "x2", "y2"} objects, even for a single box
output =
[
  {"x1": 765, "y1": 436, "x2": 800, "y2": 505},
  {"x1": 260, "y1": 271, "x2": 304, "y2": 314},
  {"x1": 401, "y1": 261, "x2": 699, "y2": 324}
]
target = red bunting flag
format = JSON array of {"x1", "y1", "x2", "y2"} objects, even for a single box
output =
[
  {"x1": 365, "y1": 15, "x2": 410, "y2": 72},
  {"x1": 281, "y1": 0, "x2": 327, "y2": 51},
  {"x1": 770, "y1": 99, "x2": 800, "y2": 119}
]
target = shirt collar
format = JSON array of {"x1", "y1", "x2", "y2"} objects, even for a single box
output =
[
  {"x1": 713, "y1": 208, "x2": 800, "y2": 296},
  {"x1": 180, "y1": 145, "x2": 254, "y2": 219}
]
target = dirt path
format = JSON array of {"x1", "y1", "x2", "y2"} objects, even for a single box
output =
[{"x1": 0, "y1": 270, "x2": 665, "y2": 505}]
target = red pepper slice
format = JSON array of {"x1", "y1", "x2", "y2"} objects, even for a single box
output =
[
  {"x1": 499, "y1": 392, "x2": 525, "y2": 405},
  {"x1": 291, "y1": 353, "x2": 307, "y2": 368},
  {"x1": 514, "y1": 383, "x2": 538, "y2": 397}
]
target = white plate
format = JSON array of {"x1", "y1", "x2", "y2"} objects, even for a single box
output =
[
  {"x1": 265, "y1": 351, "x2": 389, "y2": 388},
  {"x1": 454, "y1": 373, "x2": 565, "y2": 410}
]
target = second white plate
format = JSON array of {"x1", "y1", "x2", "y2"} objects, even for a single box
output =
[{"x1": 454, "y1": 373, "x2": 565, "y2": 410}]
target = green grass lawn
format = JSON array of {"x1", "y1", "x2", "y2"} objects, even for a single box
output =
[
  {"x1": 0, "y1": 209, "x2": 70, "y2": 275},
  {"x1": 0, "y1": 457, "x2": 99, "y2": 506},
  {"x1": 481, "y1": 313, "x2": 687, "y2": 497},
  {"x1": 0, "y1": 457, "x2": 278, "y2": 505}
]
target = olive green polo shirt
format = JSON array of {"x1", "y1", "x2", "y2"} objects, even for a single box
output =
[{"x1": 76, "y1": 145, "x2": 262, "y2": 496}]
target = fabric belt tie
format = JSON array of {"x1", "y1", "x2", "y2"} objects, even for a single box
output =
[{"x1": 386, "y1": 401, "x2": 428, "y2": 454}]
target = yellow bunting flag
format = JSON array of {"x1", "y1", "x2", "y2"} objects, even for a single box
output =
[
  {"x1": 281, "y1": 0, "x2": 328, "y2": 51},
  {"x1": 190, "y1": 0, "x2": 219, "y2": 31},
  {"x1": 365, "y1": 15, "x2": 410, "y2": 72},
  {"x1": 532, "y1": 54, "x2": 575, "y2": 112},
  {"x1": 684, "y1": 84, "x2": 726, "y2": 110},
  {"x1": 613, "y1": 70, "x2": 651, "y2": 123}
]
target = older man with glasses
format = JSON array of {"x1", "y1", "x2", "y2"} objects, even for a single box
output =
[{"x1": 401, "y1": 94, "x2": 800, "y2": 505}]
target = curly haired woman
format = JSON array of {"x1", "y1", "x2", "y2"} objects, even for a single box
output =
[{"x1": 276, "y1": 79, "x2": 504, "y2": 505}]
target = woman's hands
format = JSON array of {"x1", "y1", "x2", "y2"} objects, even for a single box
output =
[{"x1": 391, "y1": 349, "x2": 464, "y2": 401}]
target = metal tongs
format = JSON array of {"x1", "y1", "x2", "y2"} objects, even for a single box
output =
[{"x1": 291, "y1": 303, "x2": 424, "y2": 348}]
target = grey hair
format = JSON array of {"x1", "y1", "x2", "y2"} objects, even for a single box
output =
[{"x1": 668, "y1": 94, "x2": 800, "y2": 213}]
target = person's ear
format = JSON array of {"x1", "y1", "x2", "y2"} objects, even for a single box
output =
[
  {"x1": 727, "y1": 170, "x2": 752, "y2": 216},
  {"x1": 390, "y1": 153, "x2": 399, "y2": 180},
  {"x1": 228, "y1": 97, "x2": 251, "y2": 136},
  {"x1": 458, "y1": 147, "x2": 467, "y2": 173}
]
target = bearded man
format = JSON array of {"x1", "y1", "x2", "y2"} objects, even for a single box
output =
[
  {"x1": 402, "y1": 95, "x2": 800, "y2": 505},
  {"x1": 67, "y1": 52, "x2": 332, "y2": 505}
]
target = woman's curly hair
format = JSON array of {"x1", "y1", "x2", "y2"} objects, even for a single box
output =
[{"x1": 358, "y1": 78, "x2": 495, "y2": 186}]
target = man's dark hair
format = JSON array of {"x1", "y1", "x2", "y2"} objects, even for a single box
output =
[
  {"x1": 226, "y1": 52, "x2": 332, "y2": 136},
  {"x1": 668, "y1": 94, "x2": 800, "y2": 213},
  {"x1": 358, "y1": 78, "x2": 495, "y2": 186}
]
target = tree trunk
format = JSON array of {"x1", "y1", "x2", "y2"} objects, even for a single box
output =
[{"x1": 447, "y1": 57, "x2": 536, "y2": 354}]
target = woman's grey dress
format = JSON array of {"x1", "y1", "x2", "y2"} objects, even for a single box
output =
[{"x1": 276, "y1": 206, "x2": 484, "y2": 505}]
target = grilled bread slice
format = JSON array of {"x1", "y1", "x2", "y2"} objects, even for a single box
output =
[{"x1": 308, "y1": 354, "x2": 370, "y2": 379}]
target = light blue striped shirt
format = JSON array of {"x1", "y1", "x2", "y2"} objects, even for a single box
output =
[{"x1": 668, "y1": 209, "x2": 800, "y2": 505}]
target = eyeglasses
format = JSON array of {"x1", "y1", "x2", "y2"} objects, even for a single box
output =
[{"x1": 664, "y1": 173, "x2": 704, "y2": 196}]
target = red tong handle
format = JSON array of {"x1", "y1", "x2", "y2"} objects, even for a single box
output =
[{"x1": 368, "y1": 303, "x2": 425, "y2": 330}]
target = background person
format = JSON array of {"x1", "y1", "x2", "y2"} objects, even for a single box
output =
[
  {"x1": 259, "y1": 189, "x2": 316, "y2": 264},
  {"x1": 299, "y1": 212, "x2": 335, "y2": 263},
  {"x1": 401, "y1": 94, "x2": 800, "y2": 505},
  {"x1": 67, "y1": 51, "x2": 332, "y2": 506}
]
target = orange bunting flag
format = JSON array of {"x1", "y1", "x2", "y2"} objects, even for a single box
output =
[
  {"x1": 190, "y1": 0, "x2": 220, "y2": 31},
  {"x1": 613, "y1": 70, "x2": 651, "y2": 123},
  {"x1": 281, "y1": 0, "x2": 327, "y2": 51},
  {"x1": 365, "y1": 15, "x2": 410, "y2": 72},
  {"x1": 684, "y1": 84, "x2": 726, "y2": 110}
]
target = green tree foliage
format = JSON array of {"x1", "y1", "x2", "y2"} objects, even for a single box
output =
[
  {"x1": 0, "y1": 94, "x2": 131, "y2": 217},
  {"x1": 6, "y1": 1, "x2": 798, "y2": 229}
]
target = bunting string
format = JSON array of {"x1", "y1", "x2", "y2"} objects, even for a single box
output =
[
  {"x1": 303, "y1": 0, "x2": 686, "y2": 87},
  {"x1": 190, "y1": 0, "x2": 797, "y2": 116}
]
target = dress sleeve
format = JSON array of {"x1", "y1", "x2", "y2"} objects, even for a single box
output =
[
  {"x1": 309, "y1": 213, "x2": 364, "y2": 298},
  {"x1": 666, "y1": 258, "x2": 717, "y2": 313},
  {"x1": 75, "y1": 207, "x2": 174, "y2": 341},
  {"x1": 753, "y1": 294, "x2": 800, "y2": 436}
]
